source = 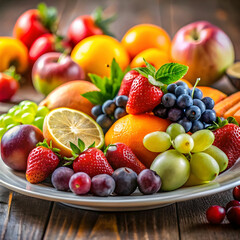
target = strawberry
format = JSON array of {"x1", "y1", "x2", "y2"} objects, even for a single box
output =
[
  {"x1": 211, "y1": 117, "x2": 240, "y2": 169},
  {"x1": 26, "y1": 140, "x2": 60, "y2": 184},
  {"x1": 118, "y1": 70, "x2": 139, "y2": 96},
  {"x1": 105, "y1": 143, "x2": 146, "y2": 174}
]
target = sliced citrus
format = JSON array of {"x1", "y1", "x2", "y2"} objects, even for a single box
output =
[{"x1": 43, "y1": 108, "x2": 104, "y2": 157}]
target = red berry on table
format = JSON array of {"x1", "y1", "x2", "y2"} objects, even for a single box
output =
[
  {"x1": 69, "y1": 172, "x2": 91, "y2": 195},
  {"x1": 206, "y1": 205, "x2": 226, "y2": 224},
  {"x1": 233, "y1": 186, "x2": 240, "y2": 201},
  {"x1": 105, "y1": 143, "x2": 146, "y2": 174},
  {"x1": 226, "y1": 200, "x2": 240, "y2": 211},
  {"x1": 227, "y1": 206, "x2": 240, "y2": 226}
]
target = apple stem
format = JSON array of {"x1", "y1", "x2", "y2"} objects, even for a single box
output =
[
  {"x1": 57, "y1": 50, "x2": 70, "y2": 63},
  {"x1": 191, "y1": 78, "x2": 201, "y2": 99}
]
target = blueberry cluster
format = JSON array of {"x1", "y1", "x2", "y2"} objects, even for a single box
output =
[
  {"x1": 91, "y1": 95, "x2": 128, "y2": 132},
  {"x1": 153, "y1": 81, "x2": 217, "y2": 133}
]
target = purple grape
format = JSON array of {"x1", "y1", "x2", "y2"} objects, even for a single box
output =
[
  {"x1": 112, "y1": 167, "x2": 137, "y2": 196},
  {"x1": 168, "y1": 108, "x2": 183, "y2": 122},
  {"x1": 91, "y1": 174, "x2": 115, "y2": 197},
  {"x1": 51, "y1": 167, "x2": 74, "y2": 191},
  {"x1": 153, "y1": 105, "x2": 168, "y2": 119},
  {"x1": 69, "y1": 172, "x2": 91, "y2": 195},
  {"x1": 137, "y1": 169, "x2": 161, "y2": 195}
]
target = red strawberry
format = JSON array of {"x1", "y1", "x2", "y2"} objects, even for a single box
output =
[
  {"x1": 105, "y1": 143, "x2": 146, "y2": 174},
  {"x1": 73, "y1": 148, "x2": 114, "y2": 177},
  {"x1": 26, "y1": 145, "x2": 60, "y2": 184},
  {"x1": 118, "y1": 70, "x2": 139, "y2": 96},
  {"x1": 212, "y1": 119, "x2": 240, "y2": 169},
  {"x1": 126, "y1": 75, "x2": 163, "y2": 114}
]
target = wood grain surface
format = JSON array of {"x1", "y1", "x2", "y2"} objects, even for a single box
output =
[{"x1": 0, "y1": 0, "x2": 240, "y2": 239}]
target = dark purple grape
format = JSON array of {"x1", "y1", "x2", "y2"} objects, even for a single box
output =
[
  {"x1": 176, "y1": 81, "x2": 188, "y2": 89},
  {"x1": 162, "y1": 93, "x2": 176, "y2": 108},
  {"x1": 185, "y1": 105, "x2": 201, "y2": 121},
  {"x1": 91, "y1": 174, "x2": 115, "y2": 197},
  {"x1": 114, "y1": 107, "x2": 127, "y2": 119},
  {"x1": 202, "y1": 97, "x2": 215, "y2": 109},
  {"x1": 96, "y1": 114, "x2": 114, "y2": 129},
  {"x1": 191, "y1": 88, "x2": 203, "y2": 99},
  {"x1": 167, "y1": 83, "x2": 177, "y2": 93},
  {"x1": 51, "y1": 167, "x2": 74, "y2": 191},
  {"x1": 137, "y1": 169, "x2": 161, "y2": 195},
  {"x1": 191, "y1": 120, "x2": 204, "y2": 133},
  {"x1": 112, "y1": 167, "x2": 137, "y2": 196},
  {"x1": 177, "y1": 94, "x2": 193, "y2": 108},
  {"x1": 201, "y1": 110, "x2": 216, "y2": 123},
  {"x1": 115, "y1": 95, "x2": 128, "y2": 107},
  {"x1": 153, "y1": 105, "x2": 168, "y2": 119},
  {"x1": 175, "y1": 86, "x2": 188, "y2": 97},
  {"x1": 91, "y1": 105, "x2": 103, "y2": 118},
  {"x1": 178, "y1": 117, "x2": 192, "y2": 132},
  {"x1": 193, "y1": 99, "x2": 206, "y2": 113},
  {"x1": 102, "y1": 100, "x2": 116, "y2": 115},
  {"x1": 168, "y1": 108, "x2": 183, "y2": 122},
  {"x1": 69, "y1": 172, "x2": 91, "y2": 195}
]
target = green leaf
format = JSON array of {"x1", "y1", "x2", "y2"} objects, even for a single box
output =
[
  {"x1": 148, "y1": 75, "x2": 164, "y2": 87},
  {"x1": 227, "y1": 117, "x2": 239, "y2": 126},
  {"x1": 143, "y1": 58, "x2": 156, "y2": 73},
  {"x1": 81, "y1": 91, "x2": 106, "y2": 105},
  {"x1": 70, "y1": 142, "x2": 80, "y2": 155},
  {"x1": 155, "y1": 63, "x2": 189, "y2": 84},
  {"x1": 88, "y1": 73, "x2": 106, "y2": 94},
  {"x1": 134, "y1": 67, "x2": 153, "y2": 78},
  {"x1": 88, "y1": 142, "x2": 96, "y2": 149},
  {"x1": 78, "y1": 138, "x2": 85, "y2": 152},
  {"x1": 4, "y1": 66, "x2": 21, "y2": 81}
]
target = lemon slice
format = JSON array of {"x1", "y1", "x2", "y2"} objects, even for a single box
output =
[{"x1": 43, "y1": 108, "x2": 104, "y2": 157}]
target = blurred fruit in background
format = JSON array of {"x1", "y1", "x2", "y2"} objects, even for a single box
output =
[
  {"x1": 121, "y1": 24, "x2": 171, "y2": 59},
  {"x1": 32, "y1": 52, "x2": 85, "y2": 96},
  {"x1": 39, "y1": 80, "x2": 98, "y2": 117},
  {"x1": 171, "y1": 21, "x2": 234, "y2": 86},
  {"x1": 0, "y1": 37, "x2": 28, "y2": 73},
  {"x1": 105, "y1": 114, "x2": 171, "y2": 168},
  {"x1": 29, "y1": 33, "x2": 71, "y2": 65},
  {"x1": 68, "y1": 7, "x2": 116, "y2": 47},
  {"x1": 130, "y1": 48, "x2": 171, "y2": 69},
  {"x1": 71, "y1": 35, "x2": 129, "y2": 77},
  {"x1": 13, "y1": 3, "x2": 58, "y2": 49}
]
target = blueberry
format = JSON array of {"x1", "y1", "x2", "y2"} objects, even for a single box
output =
[
  {"x1": 96, "y1": 114, "x2": 114, "y2": 129},
  {"x1": 176, "y1": 94, "x2": 193, "y2": 109},
  {"x1": 91, "y1": 105, "x2": 103, "y2": 118},
  {"x1": 175, "y1": 86, "x2": 188, "y2": 97},
  {"x1": 167, "y1": 83, "x2": 177, "y2": 93},
  {"x1": 162, "y1": 93, "x2": 176, "y2": 108},
  {"x1": 115, "y1": 95, "x2": 128, "y2": 107},
  {"x1": 112, "y1": 167, "x2": 137, "y2": 196},
  {"x1": 202, "y1": 97, "x2": 215, "y2": 109},
  {"x1": 176, "y1": 81, "x2": 189, "y2": 89},
  {"x1": 201, "y1": 109, "x2": 217, "y2": 123},
  {"x1": 187, "y1": 88, "x2": 192, "y2": 96},
  {"x1": 91, "y1": 174, "x2": 116, "y2": 197},
  {"x1": 178, "y1": 117, "x2": 192, "y2": 132},
  {"x1": 193, "y1": 99, "x2": 206, "y2": 113},
  {"x1": 204, "y1": 123, "x2": 212, "y2": 129},
  {"x1": 114, "y1": 107, "x2": 127, "y2": 119},
  {"x1": 191, "y1": 120, "x2": 204, "y2": 133},
  {"x1": 191, "y1": 88, "x2": 203, "y2": 99},
  {"x1": 153, "y1": 105, "x2": 168, "y2": 119},
  {"x1": 102, "y1": 100, "x2": 116, "y2": 115},
  {"x1": 185, "y1": 105, "x2": 201, "y2": 121},
  {"x1": 168, "y1": 108, "x2": 183, "y2": 122}
]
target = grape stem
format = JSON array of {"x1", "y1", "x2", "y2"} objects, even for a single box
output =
[{"x1": 191, "y1": 78, "x2": 201, "y2": 99}]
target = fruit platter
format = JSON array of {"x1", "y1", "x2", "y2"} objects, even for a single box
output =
[{"x1": 1, "y1": 2, "x2": 240, "y2": 215}]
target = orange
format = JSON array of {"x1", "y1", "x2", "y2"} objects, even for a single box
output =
[
  {"x1": 105, "y1": 114, "x2": 171, "y2": 168},
  {"x1": 130, "y1": 48, "x2": 171, "y2": 69},
  {"x1": 121, "y1": 24, "x2": 171, "y2": 59},
  {"x1": 40, "y1": 80, "x2": 99, "y2": 117},
  {"x1": 71, "y1": 35, "x2": 130, "y2": 77}
]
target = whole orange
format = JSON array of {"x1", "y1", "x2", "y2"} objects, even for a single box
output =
[
  {"x1": 71, "y1": 35, "x2": 130, "y2": 77},
  {"x1": 105, "y1": 114, "x2": 171, "y2": 168},
  {"x1": 121, "y1": 24, "x2": 171, "y2": 59},
  {"x1": 130, "y1": 48, "x2": 171, "y2": 69},
  {"x1": 39, "y1": 80, "x2": 98, "y2": 117}
]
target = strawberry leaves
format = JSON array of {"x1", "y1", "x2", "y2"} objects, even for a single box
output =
[
  {"x1": 207, "y1": 117, "x2": 239, "y2": 131},
  {"x1": 36, "y1": 139, "x2": 60, "y2": 154},
  {"x1": 82, "y1": 58, "x2": 125, "y2": 105}
]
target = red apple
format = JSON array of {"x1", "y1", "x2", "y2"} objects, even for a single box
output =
[
  {"x1": 171, "y1": 21, "x2": 234, "y2": 86},
  {"x1": 32, "y1": 52, "x2": 85, "y2": 96}
]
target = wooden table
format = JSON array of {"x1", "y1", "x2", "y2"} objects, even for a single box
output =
[{"x1": 0, "y1": 0, "x2": 240, "y2": 239}]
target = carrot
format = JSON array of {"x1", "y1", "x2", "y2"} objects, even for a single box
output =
[
  {"x1": 214, "y1": 91, "x2": 240, "y2": 117},
  {"x1": 233, "y1": 109, "x2": 240, "y2": 124},
  {"x1": 224, "y1": 101, "x2": 240, "y2": 119}
]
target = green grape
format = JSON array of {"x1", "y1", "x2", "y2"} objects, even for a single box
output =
[
  {"x1": 36, "y1": 106, "x2": 49, "y2": 117},
  {"x1": 203, "y1": 145, "x2": 228, "y2": 172},
  {"x1": 190, "y1": 152, "x2": 219, "y2": 181},
  {"x1": 191, "y1": 130, "x2": 215, "y2": 153},
  {"x1": 0, "y1": 127, "x2": 6, "y2": 138},
  {"x1": 166, "y1": 123, "x2": 185, "y2": 140},
  {"x1": 2, "y1": 115, "x2": 17, "y2": 127},
  {"x1": 21, "y1": 105, "x2": 36, "y2": 116},
  {"x1": 33, "y1": 116, "x2": 44, "y2": 130},
  {"x1": 173, "y1": 134, "x2": 194, "y2": 154},
  {"x1": 13, "y1": 109, "x2": 23, "y2": 122},
  {"x1": 19, "y1": 101, "x2": 38, "y2": 113},
  {"x1": 8, "y1": 105, "x2": 20, "y2": 116},
  {"x1": 143, "y1": 131, "x2": 171, "y2": 152},
  {"x1": 6, "y1": 123, "x2": 20, "y2": 130},
  {"x1": 21, "y1": 113, "x2": 35, "y2": 124},
  {"x1": 0, "y1": 114, "x2": 7, "y2": 127}
]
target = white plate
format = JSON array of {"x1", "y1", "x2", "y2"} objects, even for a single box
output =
[{"x1": 0, "y1": 158, "x2": 240, "y2": 212}]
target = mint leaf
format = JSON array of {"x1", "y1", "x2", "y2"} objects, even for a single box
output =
[
  {"x1": 78, "y1": 139, "x2": 85, "y2": 152},
  {"x1": 227, "y1": 117, "x2": 239, "y2": 126},
  {"x1": 148, "y1": 75, "x2": 164, "y2": 87},
  {"x1": 88, "y1": 73, "x2": 106, "y2": 94},
  {"x1": 88, "y1": 142, "x2": 96, "y2": 149},
  {"x1": 70, "y1": 142, "x2": 80, "y2": 155},
  {"x1": 155, "y1": 63, "x2": 189, "y2": 84},
  {"x1": 143, "y1": 58, "x2": 156, "y2": 73},
  {"x1": 134, "y1": 67, "x2": 153, "y2": 78},
  {"x1": 81, "y1": 91, "x2": 106, "y2": 105}
]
